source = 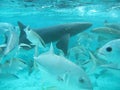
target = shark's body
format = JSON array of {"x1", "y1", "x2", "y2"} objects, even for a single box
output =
[{"x1": 18, "y1": 21, "x2": 92, "y2": 54}]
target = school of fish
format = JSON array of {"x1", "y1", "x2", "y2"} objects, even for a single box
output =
[{"x1": 0, "y1": 21, "x2": 120, "y2": 90}]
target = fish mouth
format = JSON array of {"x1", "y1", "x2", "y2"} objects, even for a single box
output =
[
  {"x1": 98, "y1": 52, "x2": 105, "y2": 56},
  {"x1": 96, "y1": 52, "x2": 107, "y2": 61}
]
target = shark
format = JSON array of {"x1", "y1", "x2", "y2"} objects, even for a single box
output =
[{"x1": 17, "y1": 21, "x2": 92, "y2": 55}]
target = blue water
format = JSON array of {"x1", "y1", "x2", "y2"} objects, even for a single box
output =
[{"x1": 0, "y1": 0, "x2": 120, "y2": 90}]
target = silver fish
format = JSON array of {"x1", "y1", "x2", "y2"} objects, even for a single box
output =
[
  {"x1": 0, "y1": 24, "x2": 20, "y2": 63},
  {"x1": 91, "y1": 27, "x2": 120, "y2": 39},
  {"x1": 0, "y1": 58, "x2": 27, "y2": 80},
  {"x1": 34, "y1": 43, "x2": 92, "y2": 89},
  {"x1": 97, "y1": 39, "x2": 120, "y2": 64},
  {"x1": 0, "y1": 22, "x2": 13, "y2": 34}
]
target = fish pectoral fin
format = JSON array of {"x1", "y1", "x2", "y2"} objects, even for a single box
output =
[
  {"x1": 56, "y1": 33, "x2": 70, "y2": 55},
  {"x1": 100, "y1": 63, "x2": 120, "y2": 70},
  {"x1": 57, "y1": 71, "x2": 70, "y2": 84},
  {"x1": 19, "y1": 43, "x2": 31, "y2": 49},
  {"x1": 57, "y1": 76, "x2": 64, "y2": 82}
]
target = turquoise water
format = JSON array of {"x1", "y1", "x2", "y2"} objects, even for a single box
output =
[{"x1": 0, "y1": 0, "x2": 120, "y2": 90}]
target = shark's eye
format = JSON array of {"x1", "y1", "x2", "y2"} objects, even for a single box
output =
[{"x1": 106, "y1": 47, "x2": 112, "y2": 52}]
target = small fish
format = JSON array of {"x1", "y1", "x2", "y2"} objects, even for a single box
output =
[
  {"x1": 97, "y1": 39, "x2": 120, "y2": 64},
  {"x1": 0, "y1": 23, "x2": 20, "y2": 63},
  {"x1": 3, "y1": 27, "x2": 20, "y2": 55},
  {"x1": 24, "y1": 26, "x2": 45, "y2": 48},
  {"x1": 24, "y1": 26, "x2": 46, "y2": 58},
  {"x1": 34, "y1": 43, "x2": 92, "y2": 89},
  {"x1": 91, "y1": 27, "x2": 120, "y2": 39},
  {"x1": 0, "y1": 22, "x2": 14, "y2": 34},
  {"x1": 104, "y1": 23, "x2": 120, "y2": 30},
  {"x1": 0, "y1": 58, "x2": 27, "y2": 74},
  {"x1": 0, "y1": 58, "x2": 27, "y2": 80},
  {"x1": 0, "y1": 23, "x2": 17, "y2": 52}
]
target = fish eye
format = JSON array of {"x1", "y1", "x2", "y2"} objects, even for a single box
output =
[{"x1": 106, "y1": 47, "x2": 112, "y2": 52}]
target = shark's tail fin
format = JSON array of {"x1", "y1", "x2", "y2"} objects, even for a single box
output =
[{"x1": 17, "y1": 21, "x2": 27, "y2": 32}]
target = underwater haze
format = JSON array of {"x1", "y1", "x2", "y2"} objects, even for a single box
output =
[{"x1": 0, "y1": 0, "x2": 120, "y2": 90}]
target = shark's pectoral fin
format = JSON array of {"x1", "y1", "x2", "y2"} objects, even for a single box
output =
[{"x1": 56, "y1": 33, "x2": 70, "y2": 55}]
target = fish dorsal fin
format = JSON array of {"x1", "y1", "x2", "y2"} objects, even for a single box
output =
[{"x1": 49, "y1": 43, "x2": 54, "y2": 54}]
